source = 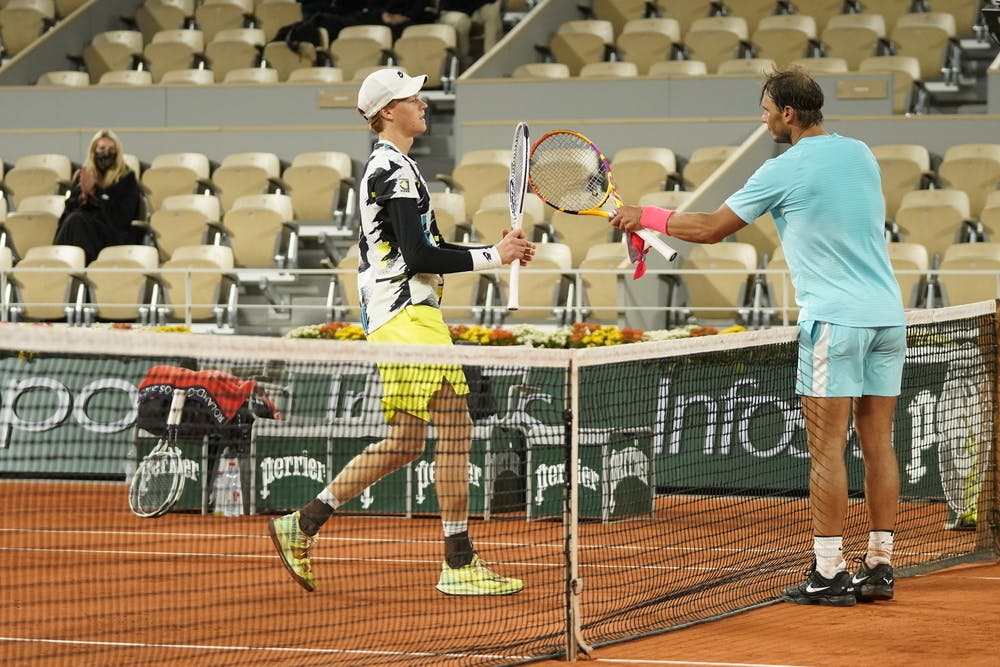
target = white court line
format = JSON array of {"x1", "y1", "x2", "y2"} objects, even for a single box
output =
[
  {"x1": 0, "y1": 636, "x2": 533, "y2": 663},
  {"x1": 594, "y1": 660, "x2": 811, "y2": 667}
]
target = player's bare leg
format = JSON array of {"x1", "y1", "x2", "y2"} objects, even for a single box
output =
[{"x1": 851, "y1": 395, "x2": 899, "y2": 601}]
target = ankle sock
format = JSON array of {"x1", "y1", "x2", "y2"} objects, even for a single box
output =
[{"x1": 813, "y1": 535, "x2": 845, "y2": 579}]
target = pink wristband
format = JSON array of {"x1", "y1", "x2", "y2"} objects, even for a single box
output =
[{"x1": 640, "y1": 206, "x2": 674, "y2": 235}]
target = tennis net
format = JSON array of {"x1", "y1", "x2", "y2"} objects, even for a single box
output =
[{"x1": 0, "y1": 300, "x2": 996, "y2": 666}]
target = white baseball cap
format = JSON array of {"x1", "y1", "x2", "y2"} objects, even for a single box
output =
[{"x1": 357, "y1": 68, "x2": 427, "y2": 120}]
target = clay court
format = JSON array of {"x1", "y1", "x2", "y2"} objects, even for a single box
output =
[{"x1": 2, "y1": 480, "x2": 996, "y2": 666}]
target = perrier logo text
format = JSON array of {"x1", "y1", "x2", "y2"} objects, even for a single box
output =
[{"x1": 260, "y1": 455, "x2": 327, "y2": 499}]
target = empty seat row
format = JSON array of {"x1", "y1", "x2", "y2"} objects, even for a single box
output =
[
  {"x1": 0, "y1": 243, "x2": 238, "y2": 327},
  {"x1": 541, "y1": 12, "x2": 962, "y2": 78}
]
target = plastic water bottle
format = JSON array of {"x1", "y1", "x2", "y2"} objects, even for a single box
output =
[
  {"x1": 222, "y1": 458, "x2": 243, "y2": 518},
  {"x1": 212, "y1": 450, "x2": 233, "y2": 516}
]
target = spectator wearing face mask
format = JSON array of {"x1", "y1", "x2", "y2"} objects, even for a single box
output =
[{"x1": 53, "y1": 129, "x2": 143, "y2": 263}]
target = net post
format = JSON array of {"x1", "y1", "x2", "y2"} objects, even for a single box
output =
[
  {"x1": 564, "y1": 359, "x2": 592, "y2": 659},
  {"x1": 992, "y1": 299, "x2": 1000, "y2": 555}
]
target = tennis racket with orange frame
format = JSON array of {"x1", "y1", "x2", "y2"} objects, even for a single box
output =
[{"x1": 527, "y1": 129, "x2": 678, "y2": 268}]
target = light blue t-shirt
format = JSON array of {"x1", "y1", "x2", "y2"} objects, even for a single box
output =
[{"x1": 725, "y1": 133, "x2": 905, "y2": 326}]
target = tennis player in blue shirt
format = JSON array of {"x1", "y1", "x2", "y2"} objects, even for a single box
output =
[{"x1": 611, "y1": 68, "x2": 905, "y2": 607}]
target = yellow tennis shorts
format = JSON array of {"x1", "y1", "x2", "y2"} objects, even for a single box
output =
[{"x1": 366, "y1": 305, "x2": 470, "y2": 423}]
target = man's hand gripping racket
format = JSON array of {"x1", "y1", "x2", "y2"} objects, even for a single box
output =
[
  {"x1": 507, "y1": 121, "x2": 530, "y2": 310},
  {"x1": 527, "y1": 130, "x2": 677, "y2": 279}
]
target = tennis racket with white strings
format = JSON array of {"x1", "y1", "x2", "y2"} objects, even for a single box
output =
[
  {"x1": 507, "y1": 121, "x2": 530, "y2": 311},
  {"x1": 527, "y1": 129, "x2": 678, "y2": 265},
  {"x1": 128, "y1": 388, "x2": 187, "y2": 518}
]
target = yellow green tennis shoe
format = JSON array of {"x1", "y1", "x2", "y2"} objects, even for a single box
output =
[
  {"x1": 435, "y1": 555, "x2": 523, "y2": 596},
  {"x1": 268, "y1": 512, "x2": 316, "y2": 592}
]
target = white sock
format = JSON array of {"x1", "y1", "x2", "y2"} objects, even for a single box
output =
[
  {"x1": 442, "y1": 520, "x2": 467, "y2": 537},
  {"x1": 867, "y1": 530, "x2": 894, "y2": 566},
  {"x1": 318, "y1": 487, "x2": 341, "y2": 510},
  {"x1": 813, "y1": 535, "x2": 845, "y2": 579}
]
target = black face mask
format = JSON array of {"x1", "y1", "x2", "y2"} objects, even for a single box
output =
[{"x1": 94, "y1": 150, "x2": 116, "y2": 172}]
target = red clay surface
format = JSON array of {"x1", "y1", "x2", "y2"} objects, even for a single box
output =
[{"x1": 2, "y1": 480, "x2": 996, "y2": 667}]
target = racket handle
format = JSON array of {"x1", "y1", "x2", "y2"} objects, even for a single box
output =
[
  {"x1": 637, "y1": 228, "x2": 678, "y2": 262},
  {"x1": 507, "y1": 261, "x2": 520, "y2": 311}
]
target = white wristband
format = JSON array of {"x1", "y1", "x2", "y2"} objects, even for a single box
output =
[{"x1": 469, "y1": 245, "x2": 503, "y2": 271}]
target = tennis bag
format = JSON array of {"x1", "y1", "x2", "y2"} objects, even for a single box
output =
[{"x1": 136, "y1": 365, "x2": 280, "y2": 445}]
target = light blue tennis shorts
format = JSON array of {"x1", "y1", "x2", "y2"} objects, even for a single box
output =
[
  {"x1": 796, "y1": 321, "x2": 906, "y2": 397},
  {"x1": 366, "y1": 305, "x2": 470, "y2": 423}
]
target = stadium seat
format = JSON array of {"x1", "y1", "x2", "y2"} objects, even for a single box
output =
[
  {"x1": 862, "y1": 0, "x2": 918, "y2": 35},
  {"x1": 592, "y1": 0, "x2": 656, "y2": 35},
  {"x1": 3, "y1": 153, "x2": 72, "y2": 208},
  {"x1": 154, "y1": 244, "x2": 237, "y2": 325},
  {"x1": 578, "y1": 60, "x2": 639, "y2": 78},
  {"x1": 646, "y1": 59, "x2": 708, "y2": 77},
  {"x1": 469, "y1": 193, "x2": 544, "y2": 246},
  {"x1": 281, "y1": 150, "x2": 352, "y2": 222},
  {"x1": 931, "y1": 0, "x2": 984, "y2": 36},
  {"x1": 35, "y1": 70, "x2": 90, "y2": 86},
  {"x1": 141, "y1": 151, "x2": 211, "y2": 210},
  {"x1": 218, "y1": 193, "x2": 296, "y2": 268},
  {"x1": 682, "y1": 242, "x2": 757, "y2": 323},
  {"x1": 716, "y1": 57, "x2": 777, "y2": 75},
  {"x1": 788, "y1": 56, "x2": 849, "y2": 74},
  {"x1": 7, "y1": 244, "x2": 86, "y2": 322},
  {"x1": 205, "y1": 27, "x2": 265, "y2": 82},
  {"x1": 935, "y1": 143, "x2": 1000, "y2": 217},
  {"x1": 6, "y1": 244, "x2": 86, "y2": 322},
  {"x1": 751, "y1": 14, "x2": 818, "y2": 67},
  {"x1": 436, "y1": 149, "x2": 512, "y2": 220},
  {"x1": 682, "y1": 16, "x2": 750, "y2": 73},
  {"x1": 391, "y1": 23, "x2": 459, "y2": 90},
  {"x1": 886, "y1": 241, "x2": 929, "y2": 308},
  {"x1": 857, "y1": 55, "x2": 924, "y2": 115},
  {"x1": 614, "y1": 17, "x2": 682, "y2": 75},
  {"x1": 638, "y1": 190, "x2": 696, "y2": 211},
  {"x1": 210, "y1": 151, "x2": 280, "y2": 211},
  {"x1": 430, "y1": 191, "x2": 469, "y2": 241},
  {"x1": 549, "y1": 209, "x2": 615, "y2": 267},
  {"x1": 682, "y1": 145, "x2": 737, "y2": 191},
  {"x1": 733, "y1": 210, "x2": 780, "y2": 264},
  {"x1": 893, "y1": 189, "x2": 973, "y2": 260},
  {"x1": 979, "y1": 190, "x2": 1000, "y2": 241},
  {"x1": 328, "y1": 244, "x2": 359, "y2": 320},
  {"x1": 134, "y1": 0, "x2": 194, "y2": 43},
  {"x1": 820, "y1": 13, "x2": 886, "y2": 70},
  {"x1": 478, "y1": 190, "x2": 547, "y2": 231},
  {"x1": 661, "y1": 0, "x2": 718, "y2": 35},
  {"x1": 870, "y1": 143, "x2": 932, "y2": 219},
  {"x1": 255, "y1": 0, "x2": 302, "y2": 42},
  {"x1": 53, "y1": 0, "x2": 85, "y2": 18},
  {"x1": 143, "y1": 28, "x2": 205, "y2": 83},
  {"x1": 724, "y1": 0, "x2": 782, "y2": 33},
  {"x1": 577, "y1": 241, "x2": 629, "y2": 323},
  {"x1": 497, "y1": 241, "x2": 573, "y2": 324},
  {"x1": 262, "y1": 28, "x2": 330, "y2": 81},
  {"x1": 764, "y1": 245, "x2": 797, "y2": 322},
  {"x1": 159, "y1": 68, "x2": 214, "y2": 84},
  {"x1": 546, "y1": 19, "x2": 616, "y2": 76},
  {"x1": 889, "y1": 12, "x2": 956, "y2": 80},
  {"x1": 788, "y1": 0, "x2": 846, "y2": 32},
  {"x1": 0, "y1": 0, "x2": 56, "y2": 57},
  {"x1": 937, "y1": 242, "x2": 1000, "y2": 306},
  {"x1": 98, "y1": 69, "x2": 153, "y2": 86},
  {"x1": 222, "y1": 66, "x2": 279, "y2": 83},
  {"x1": 610, "y1": 146, "x2": 678, "y2": 205},
  {"x1": 82, "y1": 244, "x2": 160, "y2": 322},
  {"x1": 1, "y1": 194, "x2": 65, "y2": 260},
  {"x1": 82, "y1": 30, "x2": 145, "y2": 83},
  {"x1": 511, "y1": 62, "x2": 571, "y2": 79},
  {"x1": 0, "y1": 244, "x2": 11, "y2": 271},
  {"x1": 327, "y1": 24, "x2": 392, "y2": 81},
  {"x1": 287, "y1": 66, "x2": 343, "y2": 83},
  {"x1": 146, "y1": 192, "x2": 222, "y2": 260},
  {"x1": 193, "y1": 0, "x2": 254, "y2": 42}
]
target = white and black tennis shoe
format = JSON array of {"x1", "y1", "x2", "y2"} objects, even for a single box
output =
[
  {"x1": 851, "y1": 559, "x2": 894, "y2": 602},
  {"x1": 781, "y1": 565, "x2": 856, "y2": 607}
]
